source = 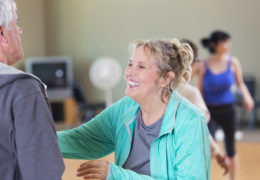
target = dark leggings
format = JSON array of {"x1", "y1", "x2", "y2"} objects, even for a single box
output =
[{"x1": 207, "y1": 104, "x2": 237, "y2": 157}]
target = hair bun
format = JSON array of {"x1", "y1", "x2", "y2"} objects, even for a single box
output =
[
  {"x1": 170, "y1": 38, "x2": 182, "y2": 49},
  {"x1": 183, "y1": 66, "x2": 192, "y2": 82},
  {"x1": 171, "y1": 38, "x2": 193, "y2": 83},
  {"x1": 171, "y1": 38, "x2": 193, "y2": 62},
  {"x1": 201, "y1": 38, "x2": 211, "y2": 48}
]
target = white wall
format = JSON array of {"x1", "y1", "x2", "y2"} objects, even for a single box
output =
[
  {"x1": 21, "y1": 0, "x2": 260, "y2": 102},
  {"x1": 15, "y1": 0, "x2": 47, "y2": 69}
]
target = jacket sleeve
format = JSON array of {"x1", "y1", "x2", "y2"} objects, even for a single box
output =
[
  {"x1": 13, "y1": 91, "x2": 65, "y2": 180},
  {"x1": 107, "y1": 163, "x2": 157, "y2": 180},
  {"x1": 174, "y1": 115, "x2": 211, "y2": 180},
  {"x1": 57, "y1": 103, "x2": 116, "y2": 160}
]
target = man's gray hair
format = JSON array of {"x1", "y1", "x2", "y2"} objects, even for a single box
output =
[{"x1": 0, "y1": 0, "x2": 16, "y2": 29}]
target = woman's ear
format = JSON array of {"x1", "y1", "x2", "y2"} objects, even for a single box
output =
[
  {"x1": 166, "y1": 71, "x2": 175, "y2": 85},
  {"x1": 159, "y1": 71, "x2": 175, "y2": 87}
]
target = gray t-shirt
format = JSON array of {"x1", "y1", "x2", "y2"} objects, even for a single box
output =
[{"x1": 123, "y1": 108, "x2": 163, "y2": 176}]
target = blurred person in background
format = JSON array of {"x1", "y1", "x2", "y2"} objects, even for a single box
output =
[
  {"x1": 58, "y1": 38, "x2": 211, "y2": 179},
  {"x1": 197, "y1": 30, "x2": 254, "y2": 180},
  {"x1": 0, "y1": 0, "x2": 64, "y2": 179},
  {"x1": 180, "y1": 39, "x2": 230, "y2": 175}
]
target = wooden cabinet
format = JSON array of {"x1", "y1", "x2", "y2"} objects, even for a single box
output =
[{"x1": 49, "y1": 97, "x2": 79, "y2": 125}]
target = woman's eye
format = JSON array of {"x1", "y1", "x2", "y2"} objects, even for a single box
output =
[
  {"x1": 138, "y1": 65, "x2": 145, "y2": 69},
  {"x1": 128, "y1": 63, "x2": 132, "y2": 67}
]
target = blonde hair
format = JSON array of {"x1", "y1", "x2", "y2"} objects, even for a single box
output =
[{"x1": 129, "y1": 38, "x2": 193, "y2": 102}]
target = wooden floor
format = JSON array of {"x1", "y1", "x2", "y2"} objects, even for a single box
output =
[
  {"x1": 62, "y1": 153, "x2": 115, "y2": 180},
  {"x1": 62, "y1": 142, "x2": 260, "y2": 180},
  {"x1": 211, "y1": 142, "x2": 260, "y2": 180}
]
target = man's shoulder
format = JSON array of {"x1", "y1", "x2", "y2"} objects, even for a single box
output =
[
  {"x1": 13, "y1": 75, "x2": 43, "y2": 92},
  {"x1": 0, "y1": 63, "x2": 44, "y2": 97},
  {"x1": 6, "y1": 75, "x2": 46, "y2": 102}
]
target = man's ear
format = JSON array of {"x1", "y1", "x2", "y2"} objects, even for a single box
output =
[{"x1": 0, "y1": 27, "x2": 8, "y2": 44}]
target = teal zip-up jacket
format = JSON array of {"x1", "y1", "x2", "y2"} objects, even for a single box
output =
[{"x1": 58, "y1": 91, "x2": 211, "y2": 179}]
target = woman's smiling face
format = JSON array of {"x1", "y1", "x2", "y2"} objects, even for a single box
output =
[{"x1": 124, "y1": 46, "x2": 164, "y2": 103}]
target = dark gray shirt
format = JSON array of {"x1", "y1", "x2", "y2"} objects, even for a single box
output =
[{"x1": 123, "y1": 108, "x2": 163, "y2": 176}]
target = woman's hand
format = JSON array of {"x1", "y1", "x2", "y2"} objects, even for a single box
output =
[
  {"x1": 215, "y1": 152, "x2": 230, "y2": 176},
  {"x1": 77, "y1": 160, "x2": 109, "y2": 179},
  {"x1": 243, "y1": 94, "x2": 254, "y2": 112}
]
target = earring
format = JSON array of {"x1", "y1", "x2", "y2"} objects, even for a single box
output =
[{"x1": 163, "y1": 84, "x2": 172, "y2": 95}]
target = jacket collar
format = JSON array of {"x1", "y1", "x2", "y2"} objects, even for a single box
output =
[
  {"x1": 159, "y1": 91, "x2": 180, "y2": 136},
  {"x1": 122, "y1": 91, "x2": 180, "y2": 137},
  {"x1": 121, "y1": 103, "x2": 139, "y2": 126}
]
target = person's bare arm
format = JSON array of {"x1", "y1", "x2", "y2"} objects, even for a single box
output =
[
  {"x1": 232, "y1": 57, "x2": 254, "y2": 112},
  {"x1": 209, "y1": 135, "x2": 230, "y2": 175},
  {"x1": 197, "y1": 61, "x2": 205, "y2": 96}
]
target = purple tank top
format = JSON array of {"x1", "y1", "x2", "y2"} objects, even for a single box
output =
[{"x1": 203, "y1": 57, "x2": 235, "y2": 105}]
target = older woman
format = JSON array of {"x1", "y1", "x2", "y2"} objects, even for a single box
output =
[{"x1": 58, "y1": 38, "x2": 211, "y2": 179}]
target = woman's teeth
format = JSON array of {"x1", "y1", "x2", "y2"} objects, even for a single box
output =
[{"x1": 129, "y1": 80, "x2": 139, "y2": 87}]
